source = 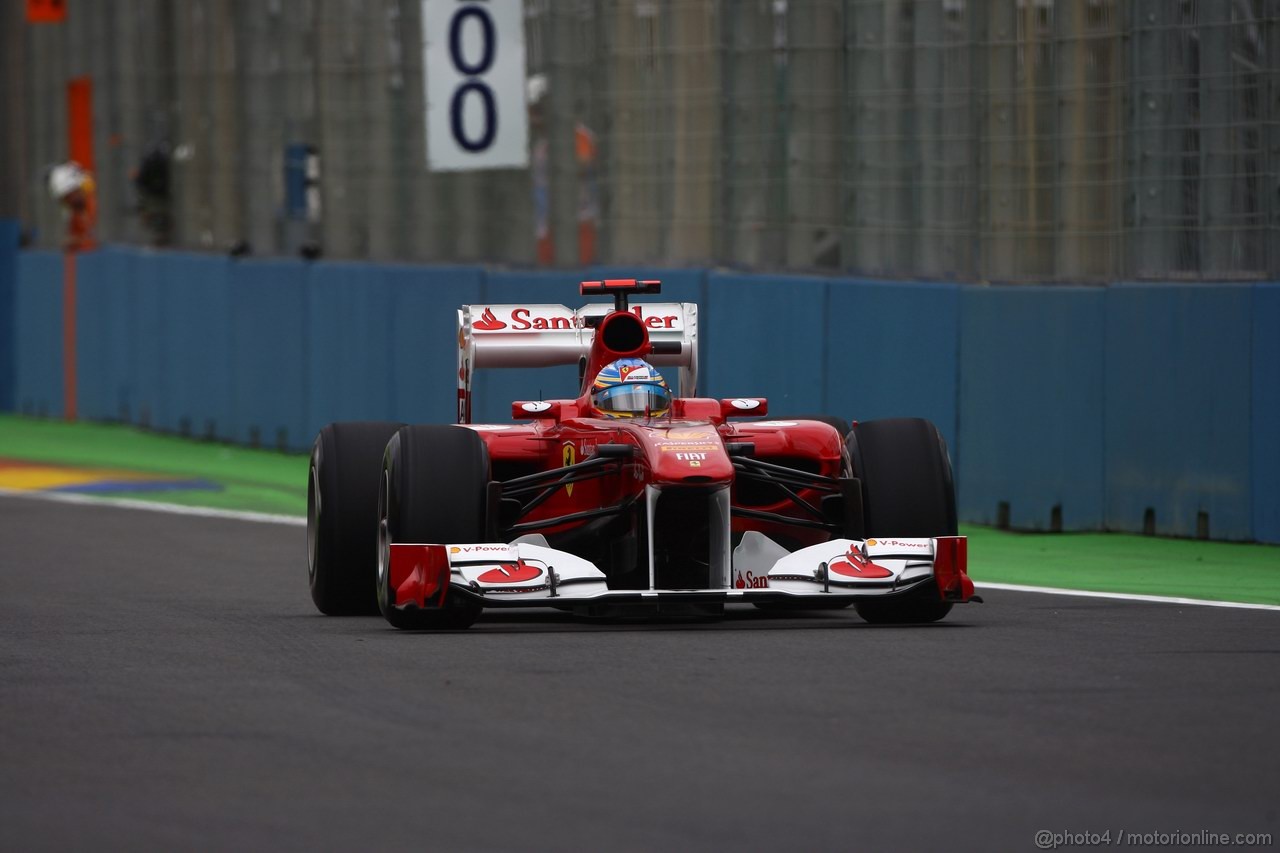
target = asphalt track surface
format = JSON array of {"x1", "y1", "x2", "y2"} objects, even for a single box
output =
[{"x1": 2, "y1": 494, "x2": 1277, "y2": 852}]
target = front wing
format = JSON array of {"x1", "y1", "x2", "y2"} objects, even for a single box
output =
[{"x1": 387, "y1": 534, "x2": 974, "y2": 616}]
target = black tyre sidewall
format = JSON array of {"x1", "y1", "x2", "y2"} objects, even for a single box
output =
[
  {"x1": 308, "y1": 421, "x2": 405, "y2": 615},
  {"x1": 847, "y1": 418, "x2": 957, "y2": 623},
  {"x1": 847, "y1": 418, "x2": 957, "y2": 538},
  {"x1": 380, "y1": 425, "x2": 489, "y2": 629}
]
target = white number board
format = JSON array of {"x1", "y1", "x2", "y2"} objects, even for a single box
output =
[{"x1": 422, "y1": 0, "x2": 529, "y2": 171}]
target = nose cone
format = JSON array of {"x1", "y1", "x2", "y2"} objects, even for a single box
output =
[{"x1": 642, "y1": 425, "x2": 734, "y2": 484}]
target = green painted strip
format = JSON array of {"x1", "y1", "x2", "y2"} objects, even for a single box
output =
[
  {"x1": 2, "y1": 415, "x2": 1276, "y2": 604},
  {"x1": 964, "y1": 525, "x2": 1280, "y2": 606},
  {"x1": 0, "y1": 415, "x2": 307, "y2": 516}
]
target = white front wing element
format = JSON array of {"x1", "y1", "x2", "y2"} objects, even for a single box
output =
[
  {"x1": 445, "y1": 541, "x2": 611, "y2": 599},
  {"x1": 439, "y1": 533, "x2": 944, "y2": 603},
  {"x1": 754, "y1": 534, "x2": 938, "y2": 596}
]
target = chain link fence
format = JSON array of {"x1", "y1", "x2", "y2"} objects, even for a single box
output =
[{"x1": 4, "y1": 0, "x2": 1278, "y2": 280}]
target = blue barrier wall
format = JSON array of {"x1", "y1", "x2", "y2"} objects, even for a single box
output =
[
  {"x1": 1105, "y1": 284, "x2": 1254, "y2": 540},
  {"x1": 384, "y1": 264, "x2": 484, "y2": 432},
  {"x1": 5, "y1": 245, "x2": 1278, "y2": 542},
  {"x1": 826, "y1": 279, "x2": 961, "y2": 464},
  {"x1": 131, "y1": 249, "x2": 166, "y2": 430},
  {"x1": 0, "y1": 220, "x2": 17, "y2": 412},
  {"x1": 706, "y1": 273, "x2": 831, "y2": 412},
  {"x1": 159, "y1": 253, "x2": 234, "y2": 438},
  {"x1": 230, "y1": 258, "x2": 309, "y2": 449},
  {"x1": 1253, "y1": 284, "x2": 1280, "y2": 543},
  {"x1": 76, "y1": 248, "x2": 136, "y2": 423},
  {"x1": 13, "y1": 250, "x2": 63, "y2": 418},
  {"x1": 302, "y1": 262, "x2": 485, "y2": 442},
  {"x1": 959, "y1": 287, "x2": 1106, "y2": 531}
]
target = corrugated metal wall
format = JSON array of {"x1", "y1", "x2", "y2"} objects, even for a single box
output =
[{"x1": 5, "y1": 0, "x2": 1279, "y2": 279}]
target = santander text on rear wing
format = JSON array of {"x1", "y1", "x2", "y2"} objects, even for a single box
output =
[{"x1": 456, "y1": 281, "x2": 698, "y2": 423}]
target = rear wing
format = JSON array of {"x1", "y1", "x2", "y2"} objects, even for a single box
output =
[{"x1": 456, "y1": 301, "x2": 699, "y2": 423}]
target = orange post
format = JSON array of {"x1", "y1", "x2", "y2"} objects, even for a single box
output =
[
  {"x1": 66, "y1": 78, "x2": 95, "y2": 173},
  {"x1": 26, "y1": 0, "x2": 67, "y2": 24}
]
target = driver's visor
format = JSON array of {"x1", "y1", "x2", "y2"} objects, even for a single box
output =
[{"x1": 592, "y1": 381, "x2": 671, "y2": 415}]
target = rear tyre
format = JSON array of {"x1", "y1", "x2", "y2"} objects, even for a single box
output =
[
  {"x1": 308, "y1": 421, "x2": 406, "y2": 615},
  {"x1": 847, "y1": 418, "x2": 956, "y2": 624},
  {"x1": 377, "y1": 425, "x2": 489, "y2": 630}
]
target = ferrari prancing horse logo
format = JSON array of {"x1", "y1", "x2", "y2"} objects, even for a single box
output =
[{"x1": 562, "y1": 441, "x2": 576, "y2": 496}]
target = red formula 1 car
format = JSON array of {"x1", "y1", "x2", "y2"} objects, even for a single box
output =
[{"x1": 307, "y1": 279, "x2": 977, "y2": 629}]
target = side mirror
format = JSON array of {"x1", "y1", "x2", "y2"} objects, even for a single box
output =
[
  {"x1": 512, "y1": 400, "x2": 563, "y2": 421},
  {"x1": 719, "y1": 398, "x2": 767, "y2": 419}
]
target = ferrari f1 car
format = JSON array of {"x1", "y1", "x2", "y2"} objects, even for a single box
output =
[{"x1": 307, "y1": 279, "x2": 977, "y2": 628}]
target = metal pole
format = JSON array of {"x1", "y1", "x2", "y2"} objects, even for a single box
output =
[
  {"x1": 847, "y1": 0, "x2": 885, "y2": 275},
  {"x1": 913, "y1": 0, "x2": 943, "y2": 277},
  {"x1": 982, "y1": 0, "x2": 1017, "y2": 280},
  {"x1": 548, "y1": 2, "x2": 578, "y2": 265},
  {"x1": 1199, "y1": 0, "x2": 1235, "y2": 276}
]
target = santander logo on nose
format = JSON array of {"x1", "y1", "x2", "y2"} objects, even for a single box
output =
[
  {"x1": 827, "y1": 545, "x2": 893, "y2": 579},
  {"x1": 473, "y1": 307, "x2": 507, "y2": 331}
]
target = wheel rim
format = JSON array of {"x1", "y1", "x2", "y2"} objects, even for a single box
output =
[
  {"x1": 376, "y1": 469, "x2": 391, "y2": 612},
  {"x1": 306, "y1": 463, "x2": 321, "y2": 581}
]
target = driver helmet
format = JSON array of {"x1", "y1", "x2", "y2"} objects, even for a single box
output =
[{"x1": 591, "y1": 358, "x2": 671, "y2": 419}]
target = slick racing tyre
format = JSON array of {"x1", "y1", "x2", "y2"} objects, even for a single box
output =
[
  {"x1": 846, "y1": 418, "x2": 957, "y2": 624},
  {"x1": 308, "y1": 421, "x2": 406, "y2": 615},
  {"x1": 377, "y1": 425, "x2": 489, "y2": 630}
]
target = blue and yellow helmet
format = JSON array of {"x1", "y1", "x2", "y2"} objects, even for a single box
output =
[{"x1": 591, "y1": 358, "x2": 671, "y2": 419}]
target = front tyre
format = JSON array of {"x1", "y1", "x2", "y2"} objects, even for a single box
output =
[
  {"x1": 847, "y1": 418, "x2": 957, "y2": 625},
  {"x1": 308, "y1": 421, "x2": 406, "y2": 615},
  {"x1": 377, "y1": 425, "x2": 489, "y2": 630}
]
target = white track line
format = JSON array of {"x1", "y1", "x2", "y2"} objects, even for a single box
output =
[
  {"x1": 976, "y1": 581, "x2": 1280, "y2": 612},
  {"x1": 2, "y1": 488, "x2": 1276, "y2": 611},
  {"x1": 0, "y1": 487, "x2": 305, "y2": 526}
]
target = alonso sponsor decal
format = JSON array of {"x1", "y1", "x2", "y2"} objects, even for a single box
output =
[{"x1": 734, "y1": 570, "x2": 769, "y2": 589}]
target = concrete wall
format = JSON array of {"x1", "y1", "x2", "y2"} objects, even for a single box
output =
[{"x1": 5, "y1": 245, "x2": 1277, "y2": 542}]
